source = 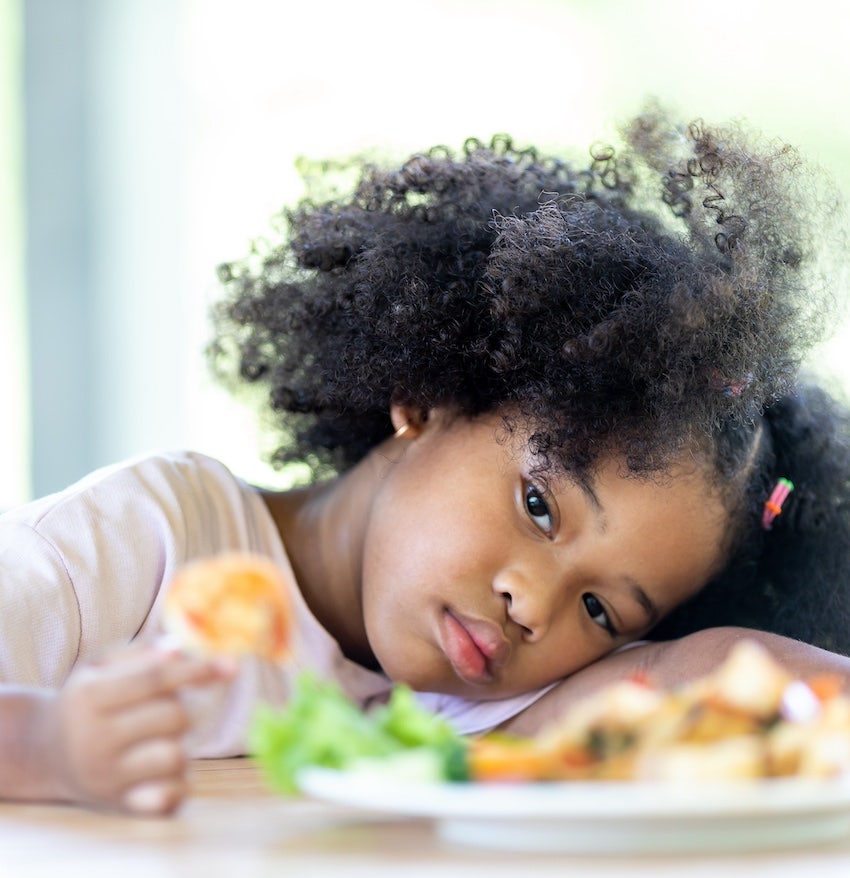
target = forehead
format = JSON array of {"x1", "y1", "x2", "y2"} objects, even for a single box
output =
[{"x1": 444, "y1": 409, "x2": 726, "y2": 529}]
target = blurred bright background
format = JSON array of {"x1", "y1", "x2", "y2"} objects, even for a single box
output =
[{"x1": 1, "y1": 0, "x2": 849, "y2": 506}]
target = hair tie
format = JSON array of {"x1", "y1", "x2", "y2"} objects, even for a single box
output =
[
  {"x1": 762, "y1": 478, "x2": 794, "y2": 530},
  {"x1": 709, "y1": 369, "x2": 753, "y2": 398}
]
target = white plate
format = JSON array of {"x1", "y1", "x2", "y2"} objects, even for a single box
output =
[{"x1": 297, "y1": 768, "x2": 850, "y2": 853}]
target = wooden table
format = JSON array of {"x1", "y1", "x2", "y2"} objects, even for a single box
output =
[{"x1": 5, "y1": 759, "x2": 850, "y2": 877}]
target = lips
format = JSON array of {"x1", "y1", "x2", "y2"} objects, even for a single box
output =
[{"x1": 439, "y1": 609, "x2": 511, "y2": 686}]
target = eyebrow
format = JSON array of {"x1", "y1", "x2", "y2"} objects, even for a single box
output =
[
  {"x1": 574, "y1": 473, "x2": 604, "y2": 520},
  {"x1": 629, "y1": 580, "x2": 660, "y2": 627}
]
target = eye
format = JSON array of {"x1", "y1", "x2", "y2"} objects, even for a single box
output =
[
  {"x1": 525, "y1": 484, "x2": 554, "y2": 535},
  {"x1": 582, "y1": 593, "x2": 618, "y2": 638}
]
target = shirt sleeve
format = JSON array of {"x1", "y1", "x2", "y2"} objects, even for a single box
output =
[
  {"x1": 0, "y1": 459, "x2": 177, "y2": 686},
  {"x1": 413, "y1": 682, "x2": 560, "y2": 736},
  {"x1": 0, "y1": 521, "x2": 83, "y2": 686},
  {"x1": 0, "y1": 450, "x2": 259, "y2": 688}
]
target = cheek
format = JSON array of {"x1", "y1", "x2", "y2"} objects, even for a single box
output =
[
  {"x1": 359, "y1": 482, "x2": 504, "y2": 666},
  {"x1": 363, "y1": 459, "x2": 496, "y2": 593},
  {"x1": 359, "y1": 483, "x2": 439, "y2": 636},
  {"x1": 361, "y1": 501, "x2": 483, "y2": 622},
  {"x1": 357, "y1": 498, "x2": 461, "y2": 687}
]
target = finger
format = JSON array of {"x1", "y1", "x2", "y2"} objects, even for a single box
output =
[
  {"x1": 89, "y1": 651, "x2": 236, "y2": 710},
  {"x1": 118, "y1": 736, "x2": 188, "y2": 790},
  {"x1": 122, "y1": 777, "x2": 187, "y2": 816},
  {"x1": 107, "y1": 694, "x2": 192, "y2": 749}
]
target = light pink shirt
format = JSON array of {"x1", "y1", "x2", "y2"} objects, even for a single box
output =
[{"x1": 0, "y1": 451, "x2": 552, "y2": 755}]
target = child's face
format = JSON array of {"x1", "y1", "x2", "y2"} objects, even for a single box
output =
[{"x1": 359, "y1": 410, "x2": 729, "y2": 699}]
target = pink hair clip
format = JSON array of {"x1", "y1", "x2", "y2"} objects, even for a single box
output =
[
  {"x1": 762, "y1": 478, "x2": 794, "y2": 530},
  {"x1": 709, "y1": 369, "x2": 753, "y2": 398}
]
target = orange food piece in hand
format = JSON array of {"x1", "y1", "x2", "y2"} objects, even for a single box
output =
[{"x1": 163, "y1": 553, "x2": 292, "y2": 661}]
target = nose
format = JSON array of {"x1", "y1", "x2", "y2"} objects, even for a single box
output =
[{"x1": 492, "y1": 566, "x2": 554, "y2": 642}]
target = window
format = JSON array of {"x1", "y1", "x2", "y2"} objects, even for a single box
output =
[{"x1": 0, "y1": 0, "x2": 27, "y2": 508}]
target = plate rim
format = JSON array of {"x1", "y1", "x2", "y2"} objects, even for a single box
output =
[{"x1": 296, "y1": 766, "x2": 850, "y2": 821}]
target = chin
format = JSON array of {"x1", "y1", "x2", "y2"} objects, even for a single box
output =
[
  {"x1": 387, "y1": 664, "x2": 497, "y2": 698},
  {"x1": 373, "y1": 649, "x2": 445, "y2": 693},
  {"x1": 376, "y1": 658, "x2": 433, "y2": 691}
]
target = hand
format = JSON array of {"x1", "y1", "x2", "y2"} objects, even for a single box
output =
[{"x1": 33, "y1": 643, "x2": 235, "y2": 815}]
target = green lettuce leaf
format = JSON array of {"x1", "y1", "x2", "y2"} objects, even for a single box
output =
[{"x1": 249, "y1": 672, "x2": 468, "y2": 793}]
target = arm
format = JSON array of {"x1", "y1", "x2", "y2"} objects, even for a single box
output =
[
  {"x1": 499, "y1": 627, "x2": 850, "y2": 736},
  {"x1": 0, "y1": 645, "x2": 233, "y2": 814},
  {"x1": 0, "y1": 454, "x2": 246, "y2": 811}
]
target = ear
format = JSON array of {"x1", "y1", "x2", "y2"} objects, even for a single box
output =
[{"x1": 389, "y1": 403, "x2": 428, "y2": 439}]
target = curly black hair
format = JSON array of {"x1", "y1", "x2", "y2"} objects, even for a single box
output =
[
  {"x1": 652, "y1": 381, "x2": 850, "y2": 653},
  {"x1": 209, "y1": 106, "x2": 850, "y2": 653}
]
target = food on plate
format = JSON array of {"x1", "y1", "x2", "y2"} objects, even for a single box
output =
[
  {"x1": 163, "y1": 552, "x2": 292, "y2": 660},
  {"x1": 251, "y1": 673, "x2": 466, "y2": 793},
  {"x1": 250, "y1": 640, "x2": 850, "y2": 791},
  {"x1": 471, "y1": 641, "x2": 850, "y2": 782}
]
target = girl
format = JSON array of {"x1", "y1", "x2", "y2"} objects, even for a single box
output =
[{"x1": 3, "y1": 107, "x2": 850, "y2": 815}]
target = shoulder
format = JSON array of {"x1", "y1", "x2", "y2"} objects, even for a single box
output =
[
  {"x1": 6, "y1": 450, "x2": 251, "y2": 530},
  {"x1": 2, "y1": 450, "x2": 238, "y2": 518},
  {"x1": 0, "y1": 450, "x2": 279, "y2": 679},
  {"x1": 68, "y1": 449, "x2": 242, "y2": 499},
  {"x1": 0, "y1": 447, "x2": 266, "y2": 607}
]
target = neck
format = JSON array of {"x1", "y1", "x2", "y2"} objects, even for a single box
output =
[{"x1": 259, "y1": 441, "x2": 396, "y2": 670}]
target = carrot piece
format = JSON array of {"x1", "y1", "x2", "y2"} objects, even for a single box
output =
[
  {"x1": 468, "y1": 735, "x2": 597, "y2": 782},
  {"x1": 805, "y1": 673, "x2": 844, "y2": 702},
  {"x1": 468, "y1": 737, "x2": 559, "y2": 782}
]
